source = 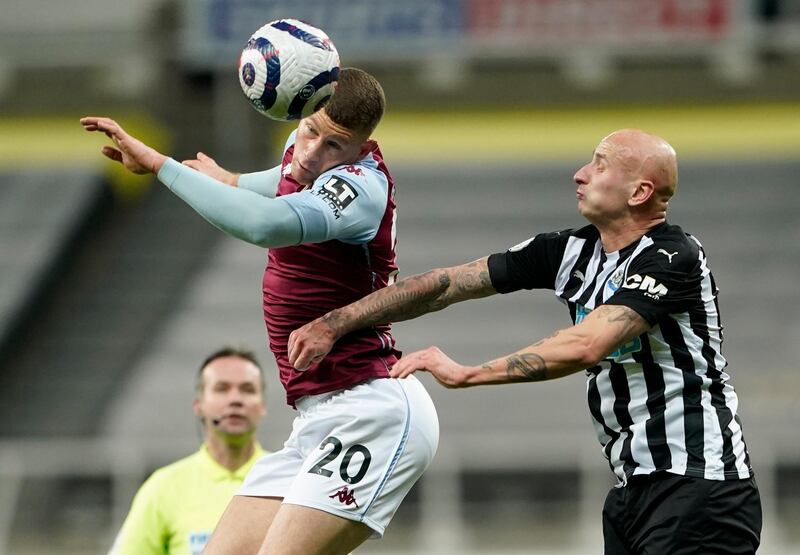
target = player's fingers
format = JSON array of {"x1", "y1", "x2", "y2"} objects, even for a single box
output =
[
  {"x1": 197, "y1": 152, "x2": 212, "y2": 161},
  {"x1": 389, "y1": 364, "x2": 407, "y2": 378},
  {"x1": 85, "y1": 116, "x2": 110, "y2": 129},
  {"x1": 293, "y1": 348, "x2": 316, "y2": 372},
  {"x1": 286, "y1": 345, "x2": 300, "y2": 370},
  {"x1": 287, "y1": 332, "x2": 299, "y2": 364},
  {"x1": 79, "y1": 116, "x2": 102, "y2": 130},
  {"x1": 182, "y1": 159, "x2": 199, "y2": 169},
  {"x1": 389, "y1": 356, "x2": 420, "y2": 379},
  {"x1": 288, "y1": 336, "x2": 311, "y2": 370},
  {"x1": 101, "y1": 146, "x2": 123, "y2": 163},
  {"x1": 293, "y1": 355, "x2": 312, "y2": 372}
]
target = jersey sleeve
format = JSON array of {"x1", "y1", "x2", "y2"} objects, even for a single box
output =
[
  {"x1": 237, "y1": 165, "x2": 281, "y2": 198},
  {"x1": 157, "y1": 158, "x2": 302, "y2": 248},
  {"x1": 488, "y1": 230, "x2": 572, "y2": 293},
  {"x1": 603, "y1": 241, "x2": 703, "y2": 325},
  {"x1": 108, "y1": 473, "x2": 168, "y2": 555},
  {"x1": 279, "y1": 166, "x2": 388, "y2": 244},
  {"x1": 235, "y1": 130, "x2": 297, "y2": 197}
]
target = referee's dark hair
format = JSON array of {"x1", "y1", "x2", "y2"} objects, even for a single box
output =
[{"x1": 195, "y1": 346, "x2": 266, "y2": 398}]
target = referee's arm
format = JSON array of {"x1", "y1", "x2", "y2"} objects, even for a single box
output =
[{"x1": 108, "y1": 478, "x2": 167, "y2": 555}]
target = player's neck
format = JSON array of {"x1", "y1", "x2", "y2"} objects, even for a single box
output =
[
  {"x1": 598, "y1": 216, "x2": 665, "y2": 253},
  {"x1": 206, "y1": 436, "x2": 256, "y2": 472}
]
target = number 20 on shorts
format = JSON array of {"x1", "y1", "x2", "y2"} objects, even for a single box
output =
[{"x1": 309, "y1": 436, "x2": 372, "y2": 485}]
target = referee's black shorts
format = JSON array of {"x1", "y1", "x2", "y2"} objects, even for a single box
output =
[{"x1": 602, "y1": 472, "x2": 762, "y2": 554}]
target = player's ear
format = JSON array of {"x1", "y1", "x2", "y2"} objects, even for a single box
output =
[{"x1": 629, "y1": 180, "x2": 654, "y2": 207}]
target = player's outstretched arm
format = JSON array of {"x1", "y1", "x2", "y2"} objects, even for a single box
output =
[
  {"x1": 182, "y1": 154, "x2": 281, "y2": 198},
  {"x1": 389, "y1": 304, "x2": 650, "y2": 388},
  {"x1": 182, "y1": 152, "x2": 241, "y2": 187},
  {"x1": 288, "y1": 257, "x2": 497, "y2": 370},
  {"x1": 80, "y1": 117, "x2": 167, "y2": 175}
]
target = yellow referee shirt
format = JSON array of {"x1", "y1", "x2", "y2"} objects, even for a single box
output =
[{"x1": 109, "y1": 443, "x2": 266, "y2": 555}]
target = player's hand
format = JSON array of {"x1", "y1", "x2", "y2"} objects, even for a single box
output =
[
  {"x1": 182, "y1": 152, "x2": 240, "y2": 187},
  {"x1": 80, "y1": 116, "x2": 167, "y2": 175},
  {"x1": 389, "y1": 346, "x2": 469, "y2": 388},
  {"x1": 288, "y1": 318, "x2": 337, "y2": 371}
]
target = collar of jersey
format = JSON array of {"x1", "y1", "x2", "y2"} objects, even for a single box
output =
[{"x1": 198, "y1": 442, "x2": 266, "y2": 481}]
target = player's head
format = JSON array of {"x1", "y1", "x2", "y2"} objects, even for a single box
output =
[
  {"x1": 193, "y1": 346, "x2": 267, "y2": 446},
  {"x1": 290, "y1": 67, "x2": 385, "y2": 185},
  {"x1": 573, "y1": 128, "x2": 678, "y2": 225},
  {"x1": 323, "y1": 67, "x2": 385, "y2": 137}
]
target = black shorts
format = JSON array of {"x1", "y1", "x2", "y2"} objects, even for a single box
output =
[{"x1": 602, "y1": 473, "x2": 762, "y2": 554}]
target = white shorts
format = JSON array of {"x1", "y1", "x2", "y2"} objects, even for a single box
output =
[{"x1": 238, "y1": 375, "x2": 439, "y2": 537}]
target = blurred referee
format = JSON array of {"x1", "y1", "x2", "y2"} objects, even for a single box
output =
[
  {"x1": 109, "y1": 347, "x2": 268, "y2": 555},
  {"x1": 289, "y1": 129, "x2": 762, "y2": 554}
]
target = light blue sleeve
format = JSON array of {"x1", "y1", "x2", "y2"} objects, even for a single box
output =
[
  {"x1": 157, "y1": 158, "x2": 301, "y2": 248},
  {"x1": 236, "y1": 130, "x2": 297, "y2": 198},
  {"x1": 237, "y1": 166, "x2": 281, "y2": 198},
  {"x1": 279, "y1": 165, "x2": 388, "y2": 244}
]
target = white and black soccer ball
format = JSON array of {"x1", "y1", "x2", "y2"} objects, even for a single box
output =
[{"x1": 238, "y1": 19, "x2": 340, "y2": 122}]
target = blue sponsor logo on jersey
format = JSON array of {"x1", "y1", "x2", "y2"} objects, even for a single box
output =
[{"x1": 575, "y1": 304, "x2": 641, "y2": 360}]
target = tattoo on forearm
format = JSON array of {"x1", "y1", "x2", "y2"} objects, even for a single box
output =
[
  {"x1": 532, "y1": 330, "x2": 560, "y2": 347},
  {"x1": 505, "y1": 353, "x2": 548, "y2": 382},
  {"x1": 596, "y1": 305, "x2": 642, "y2": 338},
  {"x1": 321, "y1": 259, "x2": 495, "y2": 336},
  {"x1": 452, "y1": 260, "x2": 493, "y2": 299},
  {"x1": 329, "y1": 270, "x2": 452, "y2": 333}
]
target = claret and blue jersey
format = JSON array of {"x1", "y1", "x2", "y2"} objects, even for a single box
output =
[
  {"x1": 265, "y1": 131, "x2": 400, "y2": 407},
  {"x1": 157, "y1": 129, "x2": 401, "y2": 408}
]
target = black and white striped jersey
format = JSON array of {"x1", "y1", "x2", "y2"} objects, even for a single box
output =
[{"x1": 487, "y1": 222, "x2": 754, "y2": 485}]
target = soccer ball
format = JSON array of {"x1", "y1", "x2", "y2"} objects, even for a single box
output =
[{"x1": 238, "y1": 19, "x2": 340, "y2": 122}]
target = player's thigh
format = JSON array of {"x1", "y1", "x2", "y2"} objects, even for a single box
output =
[
  {"x1": 259, "y1": 504, "x2": 373, "y2": 555},
  {"x1": 203, "y1": 495, "x2": 282, "y2": 555}
]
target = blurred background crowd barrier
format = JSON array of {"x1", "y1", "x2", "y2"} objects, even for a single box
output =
[{"x1": 1, "y1": 1, "x2": 799, "y2": 554}]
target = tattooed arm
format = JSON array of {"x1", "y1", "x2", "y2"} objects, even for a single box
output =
[
  {"x1": 288, "y1": 258, "x2": 496, "y2": 370},
  {"x1": 390, "y1": 304, "x2": 650, "y2": 388}
]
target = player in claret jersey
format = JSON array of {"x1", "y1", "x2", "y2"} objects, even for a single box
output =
[{"x1": 82, "y1": 68, "x2": 438, "y2": 555}]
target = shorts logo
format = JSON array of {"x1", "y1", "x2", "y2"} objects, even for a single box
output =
[
  {"x1": 314, "y1": 177, "x2": 358, "y2": 219},
  {"x1": 330, "y1": 486, "x2": 360, "y2": 508}
]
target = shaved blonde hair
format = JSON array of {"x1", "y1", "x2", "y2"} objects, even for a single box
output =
[{"x1": 603, "y1": 129, "x2": 678, "y2": 203}]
